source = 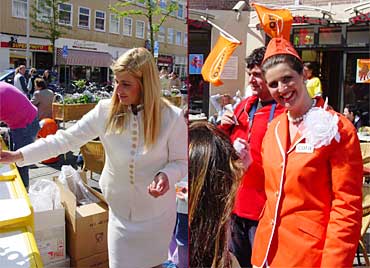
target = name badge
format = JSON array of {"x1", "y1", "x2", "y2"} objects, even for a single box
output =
[{"x1": 296, "y1": 143, "x2": 314, "y2": 153}]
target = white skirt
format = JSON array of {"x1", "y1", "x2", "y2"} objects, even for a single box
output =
[{"x1": 108, "y1": 208, "x2": 176, "y2": 268}]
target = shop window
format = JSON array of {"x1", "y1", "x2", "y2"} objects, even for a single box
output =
[
  {"x1": 12, "y1": 0, "x2": 27, "y2": 18},
  {"x1": 319, "y1": 27, "x2": 341, "y2": 45},
  {"x1": 95, "y1": 10, "x2": 106, "y2": 32},
  {"x1": 109, "y1": 14, "x2": 120, "y2": 34},
  {"x1": 123, "y1": 17, "x2": 133, "y2": 36},
  {"x1": 167, "y1": 28, "x2": 174, "y2": 44},
  {"x1": 136, "y1": 20, "x2": 145, "y2": 39},
  {"x1": 347, "y1": 26, "x2": 370, "y2": 46},
  {"x1": 58, "y1": 3, "x2": 72, "y2": 26},
  {"x1": 293, "y1": 28, "x2": 314, "y2": 46},
  {"x1": 78, "y1": 7, "x2": 90, "y2": 29},
  {"x1": 344, "y1": 53, "x2": 370, "y2": 125}
]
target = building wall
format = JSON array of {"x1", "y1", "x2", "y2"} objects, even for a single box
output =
[{"x1": 0, "y1": 0, "x2": 186, "y2": 70}]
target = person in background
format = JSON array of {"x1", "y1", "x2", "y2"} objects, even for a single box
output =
[
  {"x1": 219, "y1": 46, "x2": 285, "y2": 268},
  {"x1": 0, "y1": 48, "x2": 187, "y2": 268},
  {"x1": 0, "y1": 82, "x2": 39, "y2": 188},
  {"x1": 168, "y1": 72, "x2": 182, "y2": 90},
  {"x1": 251, "y1": 37, "x2": 362, "y2": 267},
  {"x1": 343, "y1": 104, "x2": 363, "y2": 131},
  {"x1": 42, "y1": 69, "x2": 51, "y2": 88},
  {"x1": 14, "y1": 65, "x2": 28, "y2": 97},
  {"x1": 31, "y1": 78, "x2": 54, "y2": 120},
  {"x1": 159, "y1": 67, "x2": 169, "y2": 90},
  {"x1": 27, "y1": 68, "x2": 38, "y2": 98},
  {"x1": 303, "y1": 62, "x2": 322, "y2": 98},
  {"x1": 189, "y1": 121, "x2": 246, "y2": 268},
  {"x1": 209, "y1": 93, "x2": 233, "y2": 125}
]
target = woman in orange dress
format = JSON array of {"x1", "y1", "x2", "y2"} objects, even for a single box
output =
[{"x1": 251, "y1": 37, "x2": 363, "y2": 267}]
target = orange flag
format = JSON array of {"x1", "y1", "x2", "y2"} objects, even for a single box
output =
[
  {"x1": 201, "y1": 33, "x2": 241, "y2": 86},
  {"x1": 252, "y1": 3, "x2": 293, "y2": 40}
]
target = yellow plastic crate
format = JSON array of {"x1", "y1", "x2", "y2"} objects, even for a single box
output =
[{"x1": 0, "y1": 225, "x2": 43, "y2": 267}]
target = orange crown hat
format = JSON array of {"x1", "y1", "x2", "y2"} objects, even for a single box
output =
[{"x1": 262, "y1": 37, "x2": 302, "y2": 64}]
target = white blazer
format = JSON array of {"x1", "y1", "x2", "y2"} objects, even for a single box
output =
[{"x1": 18, "y1": 99, "x2": 188, "y2": 221}]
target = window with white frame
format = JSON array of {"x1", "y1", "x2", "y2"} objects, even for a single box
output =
[
  {"x1": 58, "y1": 3, "x2": 72, "y2": 26},
  {"x1": 158, "y1": 26, "x2": 165, "y2": 43},
  {"x1": 167, "y1": 28, "x2": 174, "y2": 44},
  {"x1": 184, "y1": 32, "x2": 188, "y2": 47},
  {"x1": 159, "y1": 0, "x2": 166, "y2": 9},
  {"x1": 78, "y1": 7, "x2": 90, "y2": 28},
  {"x1": 177, "y1": 3, "x2": 184, "y2": 18},
  {"x1": 109, "y1": 14, "x2": 120, "y2": 34},
  {"x1": 170, "y1": 1, "x2": 177, "y2": 16},
  {"x1": 12, "y1": 0, "x2": 27, "y2": 18},
  {"x1": 176, "y1": 31, "x2": 182, "y2": 45},
  {"x1": 136, "y1": 20, "x2": 145, "y2": 39},
  {"x1": 123, "y1": 17, "x2": 133, "y2": 36},
  {"x1": 95, "y1": 10, "x2": 105, "y2": 31},
  {"x1": 37, "y1": 0, "x2": 52, "y2": 22}
]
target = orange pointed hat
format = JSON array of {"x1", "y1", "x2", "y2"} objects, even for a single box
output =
[{"x1": 262, "y1": 37, "x2": 301, "y2": 63}]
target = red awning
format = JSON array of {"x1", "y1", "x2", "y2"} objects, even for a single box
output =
[{"x1": 57, "y1": 48, "x2": 113, "y2": 67}]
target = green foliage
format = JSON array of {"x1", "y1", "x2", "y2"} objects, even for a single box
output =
[
  {"x1": 73, "y1": 79, "x2": 86, "y2": 90},
  {"x1": 109, "y1": 0, "x2": 178, "y2": 55},
  {"x1": 63, "y1": 94, "x2": 100, "y2": 104}
]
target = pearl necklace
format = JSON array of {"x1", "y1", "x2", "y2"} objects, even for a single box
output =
[{"x1": 287, "y1": 99, "x2": 316, "y2": 124}]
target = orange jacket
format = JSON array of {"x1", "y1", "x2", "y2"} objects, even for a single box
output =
[{"x1": 252, "y1": 106, "x2": 363, "y2": 267}]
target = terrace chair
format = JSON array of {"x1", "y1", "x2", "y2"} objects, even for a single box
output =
[{"x1": 80, "y1": 140, "x2": 105, "y2": 181}]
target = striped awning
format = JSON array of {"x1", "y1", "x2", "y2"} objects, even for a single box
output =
[{"x1": 57, "y1": 48, "x2": 113, "y2": 67}]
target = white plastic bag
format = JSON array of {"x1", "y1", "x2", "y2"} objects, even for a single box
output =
[
  {"x1": 58, "y1": 165, "x2": 100, "y2": 205},
  {"x1": 28, "y1": 179, "x2": 62, "y2": 212}
]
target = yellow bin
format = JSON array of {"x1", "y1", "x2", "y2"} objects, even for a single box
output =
[{"x1": 0, "y1": 225, "x2": 43, "y2": 267}]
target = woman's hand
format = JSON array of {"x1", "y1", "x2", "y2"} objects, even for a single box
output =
[
  {"x1": 147, "y1": 172, "x2": 170, "y2": 198},
  {"x1": 0, "y1": 145, "x2": 23, "y2": 164},
  {"x1": 233, "y1": 138, "x2": 253, "y2": 169}
]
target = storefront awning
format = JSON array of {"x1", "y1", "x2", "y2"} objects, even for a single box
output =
[{"x1": 57, "y1": 48, "x2": 113, "y2": 67}]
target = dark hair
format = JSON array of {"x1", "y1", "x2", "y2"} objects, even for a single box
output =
[
  {"x1": 34, "y1": 77, "x2": 46, "y2": 89},
  {"x1": 345, "y1": 103, "x2": 361, "y2": 116},
  {"x1": 262, "y1": 54, "x2": 304, "y2": 75},
  {"x1": 189, "y1": 121, "x2": 243, "y2": 268},
  {"x1": 245, "y1": 46, "x2": 266, "y2": 69},
  {"x1": 304, "y1": 62, "x2": 319, "y2": 77}
]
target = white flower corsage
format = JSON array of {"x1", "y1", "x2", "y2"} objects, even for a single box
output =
[{"x1": 298, "y1": 107, "x2": 340, "y2": 148}]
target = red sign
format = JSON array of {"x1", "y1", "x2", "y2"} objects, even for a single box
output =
[
  {"x1": 293, "y1": 16, "x2": 330, "y2": 25},
  {"x1": 350, "y1": 12, "x2": 370, "y2": 24},
  {"x1": 1, "y1": 41, "x2": 52, "y2": 52}
]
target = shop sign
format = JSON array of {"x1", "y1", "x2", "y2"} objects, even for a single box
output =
[
  {"x1": 72, "y1": 40, "x2": 97, "y2": 51},
  {"x1": 356, "y1": 59, "x2": 370, "y2": 83},
  {"x1": 1, "y1": 41, "x2": 52, "y2": 52},
  {"x1": 293, "y1": 16, "x2": 330, "y2": 25},
  {"x1": 157, "y1": 55, "x2": 173, "y2": 65},
  {"x1": 349, "y1": 12, "x2": 370, "y2": 24}
]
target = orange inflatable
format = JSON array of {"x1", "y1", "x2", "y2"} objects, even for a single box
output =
[{"x1": 37, "y1": 118, "x2": 59, "y2": 164}]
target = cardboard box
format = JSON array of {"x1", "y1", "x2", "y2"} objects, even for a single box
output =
[
  {"x1": 44, "y1": 256, "x2": 70, "y2": 268},
  {"x1": 34, "y1": 207, "x2": 66, "y2": 265},
  {"x1": 71, "y1": 251, "x2": 109, "y2": 268},
  {"x1": 54, "y1": 176, "x2": 108, "y2": 260}
]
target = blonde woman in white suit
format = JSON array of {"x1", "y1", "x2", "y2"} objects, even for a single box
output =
[{"x1": 0, "y1": 47, "x2": 188, "y2": 268}]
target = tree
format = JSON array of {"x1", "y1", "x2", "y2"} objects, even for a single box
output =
[
  {"x1": 30, "y1": 0, "x2": 69, "y2": 69},
  {"x1": 110, "y1": 0, "x2": 178, "y2": 56}
]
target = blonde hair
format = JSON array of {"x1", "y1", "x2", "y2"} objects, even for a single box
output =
[{"x1": 106, "y1": 47, "x2": 166, "y2": 148}]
